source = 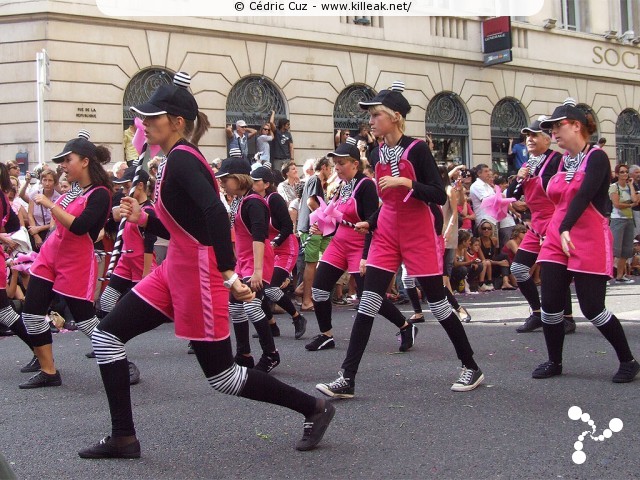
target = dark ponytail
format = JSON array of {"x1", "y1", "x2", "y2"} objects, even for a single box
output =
[
  {"x1": 182, "y1": 111, "x2": 210, "y2": 146},
  {"x1": 89, "y1": 145, "x2": 114, "y2": 191}
]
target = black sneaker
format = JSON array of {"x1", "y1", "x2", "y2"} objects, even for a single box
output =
[
  {"x1": 85, "y1": 351, "x2": 96, "y2": 359},
  {"x1": 516, "y1": 313, "x2": 542, "y2": 333},
  {"x1": 293, "y1": 314, "x2": 307, "y2": 340},
  {"x1": 305, "y1": 334, "x2": 335, "y2": 351},
  {"x1": 128, "y1": 361, "x2": 140, "y2": 386},
  {"x1": 20, "y1": 355, "x2": 41, "y2": 373},
  {"x1": 315, "y1": 372, "x2": 355, "y2": 399},
  {"x1": 234, "y1": 354, "x2": 255, "y2": 369},
  {"x1": 295, "y1": 401, "x2": 336, "y2": 451},
  {"x1": 563, "y1": 317, "x2": 576, "y2": 335},
  {"x1": 254, "y1": 351, "x2": 280, "y2": 373},
  {"x1": 78, "y1": 436, "x2": 141, "y2": 459},
  {"x1": 532, "y1": 361, "x2": 562, "y2": 379},
  {"x1": 451, "y1": 367, "x2": 484, "y2": 392},
  {"x1": 397, "y1": 324, "x2": 418, "y2": 352},
  {"x1": 187, "y1": 342, "x2": 195, "y2": 354},
  {"x1": 18, "y1": 370, "x2": 62, "y2": 389},
  {"x1": 612, "y1": 359, "x2": 640, "y2": 383},
  {"x1": 252, "y1": 323, "x2": 281, "y2": 339}
]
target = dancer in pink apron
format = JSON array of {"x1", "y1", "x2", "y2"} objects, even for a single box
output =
[
  {"x1": 316, "y1": 82, "x2": 483, "y2": 399},
  {"x1": 216, "y1": 158, "x2": 281, "y2": 373},
  {"x1": 0, "y1": 163, "x2": 37, "y2": 371},
  {"x1": 80, "y1": 74, "x2": 334, "y2": 460},
  {"x1": 304, "y1": 137, "x2": 410, "y2": 353},
  {"x1": 533, "y1": 98, "x2": 638, "y2": 382},
  {"x1": 18, "y1": 132, "x2": 112, "y2": 389},
  {"x1": 250, "y1": 166, "x2": 307, "y2": 340},
  {"x1": 506, "y1": 117, "x2": 574, "y2": 334}
]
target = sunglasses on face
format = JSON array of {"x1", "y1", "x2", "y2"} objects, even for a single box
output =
[
  {"x1": 481, "y1": 226, "x2": 492, "y2": 231},
  {"x1": 551, "y1": 119, "x2": 571, "y2": 130}
]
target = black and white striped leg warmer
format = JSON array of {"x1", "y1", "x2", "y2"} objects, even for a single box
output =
[
  {"x1": 358, "y1": 291, "x2": 383, "y2": 318},
  {"x1": 99, "y1": 286, "x2": 121, "y2": 314},
  {"x1": 0, "y1": 305, "x2": 19, "y2": 328},
  {"x1": 245, "y1": 297, "x2": 266, "y2": 323},
  {"x1": 541, "y1": 310, "x2": 564, "y2": 325},
  {"x1": 207, "y1": 364, "x2": 248, "y2": 396},
  {"x1": 428, "y1": 299, "x2": 454, "y2": 322},
  {"x1": 510, "y1": 262, "x2": 531, "y2": 283},
  {"x1": 312, "y1": 287, "x2": 331, "y2": 303},
  {"x1": 264, "y1": 286, "x2": 284, "y2": 303},
  {"x1": 76, "y1": 316, "x2": 100, "y2": 338},
  {"x1": 590, "y1": 309, "x2": 612, "y2": 327},
  {"x1": 92, "y1": 328, "x2": 127, "y2": 365},
  {"x1": 229, "y1": 302, "x2": 248, "y2": 324},
  {"x1": 22, "y1": 313, "x2": 50, "y2": 336}
]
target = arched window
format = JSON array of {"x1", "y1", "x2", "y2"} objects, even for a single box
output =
[
  {"x1": 490, "y1": 98, "x2": 528, "y2": 174},
  {"x1": 576, "y1": 103, "x2": 599, "y2": 145},
  {"x1": 425, "y1": 92, "x2": 469, "y2": 166},
  {"x1": 123, "y1": 68, "x2": 174, "y2": 127},
  {"x1": 333, "y1": 84, "x2": 376, "y2": 146},
  {"x1": 616, "y1": 108, "x2": 640, "y2": 166},
  {"x1": 226, "y1": 76, "x2": 287, "y2": 159}
]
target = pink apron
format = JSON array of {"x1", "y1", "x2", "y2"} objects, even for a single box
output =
[
  {"x1": 367, "y1": 140, "x2": 443, "y2": 277},
  {"x1": 519, "y1": 151, "x2": 559, "y2": 254},
  {"x1": 113, "y1": 203, "x2": 157, "y2": 282},
  {"x1": 30, "y1": 186, "x2": 110, "y2": 301},
  {"x1": 538, "y1": 149, "x2": 613, "y2": 277},
  {"x1": 320, "y1": 177, "x2": 375, "y2": 274},
  {"x1": 132, "y1": 145, "x2": 229, "y2": 341},
  {"x1": 233, "y1": 193, "x2": 275, "y2": 284},
  {"x1": 0, "y1": 193, "x2": 12, "y2": 290},
  {"x1": 266, "y1": 192, "x2": 298, "y2": 273}
]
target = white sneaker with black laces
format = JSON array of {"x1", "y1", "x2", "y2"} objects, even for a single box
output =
[{"x1": 450, "y1": 366, "x2": 484, "y2": 392}]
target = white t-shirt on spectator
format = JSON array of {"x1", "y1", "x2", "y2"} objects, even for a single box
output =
[{"x1": 469, "y1": 178, "x2": 497, "y2": 225}]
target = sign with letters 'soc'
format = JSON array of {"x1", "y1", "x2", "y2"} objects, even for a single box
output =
[{"x1": 482, "y1": 16, "x2": 512, "y2": 66}]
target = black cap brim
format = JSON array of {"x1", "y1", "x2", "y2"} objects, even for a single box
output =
[
  {"x1": 51, "y1": 150, "x2": 73, "y2": 163},
  {"x1": 539, "y1": 116, "x2": 566, "y2": 129},
  {"x1": 130, "y1": 103, "x2": 168, "y2": 117}
]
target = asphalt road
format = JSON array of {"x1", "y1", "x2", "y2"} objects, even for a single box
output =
[{"x1": 1, "y1": 282, "x2": 639, "y2": 480}]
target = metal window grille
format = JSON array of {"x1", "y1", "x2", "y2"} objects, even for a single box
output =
[
  {"x1": 123, "y1": 69, "x2": 173, "y2": 124},
  {"x1": 616, "y1": 108, "x2": 640, "y2": 166},
  {"x1": 226, "y1": 76, "x2": 287, "y2": 126},
  {"x1": 491, "y1": 98, "x2": 529, "y2": 173},
  {"x1": 333, "y1": 84, "x2": 376, "y2": 130}
]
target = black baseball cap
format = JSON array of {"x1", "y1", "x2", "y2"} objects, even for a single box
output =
[
  {"x1": 51, "y1": 136, "x2": 97, "y2": 164},
  {"x1": 250, "y1": 166, "x2": 274, "y2": 183},
  {"x1": 328, "y1": 136, "x2": 360, "y2": 160},
  {"x1": 359, "y1": 81, "x2": 411, "y2": 118},
  {"x1": 521, "y1": 116, "x2": 551, "y2": 135},
  {"x1": 539, "y1": 98, "x2": 587, "y2": 129},
  {"x1": 215, "y1": 157, "x2": 251, "y2": 178},
  {"x1": 114, "y1": 166, "x2": 150, "y2": 185},
  {"x1": 130, "y1": 84, "x2": 198, "y2": 121}
]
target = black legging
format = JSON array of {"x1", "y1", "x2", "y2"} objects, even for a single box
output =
[
  {"x1": 341, "y1": 266, "x2": 477, "y2": 380},
  {"x1": 262, "y1": 266, "x2": 298, "y2": 321},
  {"x1": 539, "y1": 262, "x2": 633, "y2": 365},
  {"x1": 93, "y1": 292, "x2": 317, "y2": 438},
  {"x1": 311, "y1": 262, "x2": 406, "y2": 333},
  {"x1": 512, "y1": 250, "x2": 572, "y2": 314},
  {"x1": 230, "y1": 280, "x2": 275, "y2": 356}
]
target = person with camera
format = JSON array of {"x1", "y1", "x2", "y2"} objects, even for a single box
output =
[{"x1": 609, "y1": 164, "x2": 638, "y2": 283}]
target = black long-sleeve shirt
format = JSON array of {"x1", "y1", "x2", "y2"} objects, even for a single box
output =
[
  {"x1": 240, "y1": 196, "x2": 270, "y2": 243},
  {"x1": 144, "y1": 139, "x2": 235, "y2": 272},
  {"x1": 68, "y1": 187, "x2": 111, "y2": 242},
  {"x1": 367, "y1": 136, "x2": 446, "y2": 230},
  {"x1": 267, "y1": 192, "x2": 293, "y2": 247}
]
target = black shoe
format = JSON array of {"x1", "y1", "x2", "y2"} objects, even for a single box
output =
[
  {"x1": 50, "y1": 324, "x2": 59, "y2": 334},
  {"x1": 234, "y1": 354, "x2": 254, "y2": 369},
  {"x1": 0, "y1": 325, "x2": 14, "y2": 337},
  {"x1": 451, "y1": 367, "x2": 485, "y2": 392},
  {"x1": 252, "y1": 323, "x2": 281, "y2": 339},
  {"x1": 78, "y1": 436, "x2": 141, "y2": 459},
  {"x1": 563, "y1": 317, "x2": 576, "y2": 335},
  {"x1": 187, "y1": 342, "x2": 195, "y2": 354},
  {"x1": 293, "y1": 314, "x2": 307, "y2": 340},
  {"x1": 532, "y1": 361, "x2": 562, "y2": 379},
  {"x1": 516, "y1": 314, "x2": 542, "y2": 333},
  {"x1": 18, "y1": 370, "x2": 62, "y2": 389},
  {"x1": 612, "y1": 359, "x2": 640, "y2": 383},
  {"x1": 305, "y1": 334, "x2": 335, "y2": 351},
  {"x1": 295, "y1": 401, "x2": 336, "y2": 451},
  {"x1": 397, "y1": 324, "x2": 418, "y2": 352},
  {"x1": 128, "y1": 361, "x2": 140, "y2": 386},
  {"x1": 254, "y1": 351, "x2": 280, "y2": 373},
  {"x1": 64, "y1": 320, "x2": 78, "y2": 331},
  {"x1": 85, "y1": 351, "x2": 96, "y2": 359},
  {"x1": 20, "y1": 355, "x2": 41, "y2": 373},
  {"x1": 315, "y1": 372, "x2": 355, "y2": 399}
]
